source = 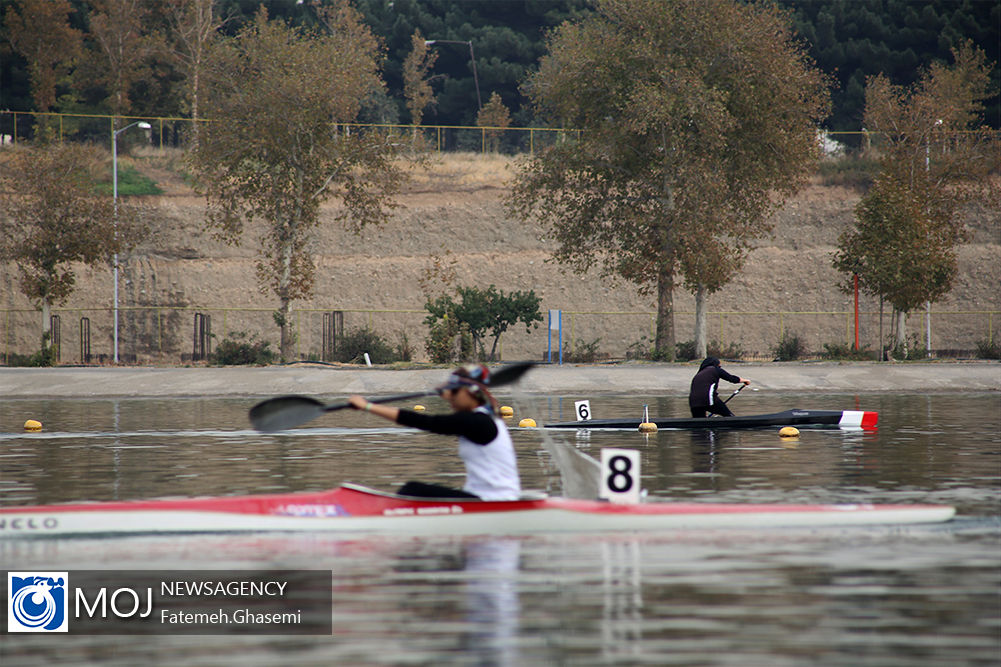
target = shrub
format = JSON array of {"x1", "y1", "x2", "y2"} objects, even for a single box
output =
[
  {"x1": 564, "y1": 338, "x2": 601, "y2": 363},
  {"x1": 425, "y1": 316, "x2": 474, "y2": 364},
  {"x1": 975, "y1": 339, "x2": 1001, "y2": 360},
  {"x1": 210, "y1": 332, "x2": 275, "y2": 365},
  {"x1": 885, "y1": 334, "x2": 928, "y2": 361},
  {"x1": 626, "y1": 337, "x2": 651, "y2": 360},
  {"x1": 675, "y1": 340, "x2": 697, "y2": 361},
  {"x1": 822, "y1": 341, "x2": 874, "y2": 361},
  {"x1": 707, "y1": 340, "x2": 745, "y2": 361},
  {"x1": 394, "y1": 330, "x2": 414, "y2": 363},
  {"x1": 334, "y1": 326, "x2": 397, "y2": 364},
  {"x1": 772, "y1": 332, "x2": 805, "y2": 361}
]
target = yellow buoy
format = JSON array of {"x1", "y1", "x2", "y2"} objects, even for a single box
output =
[
  {"x1": 638, "y1": 405, "x2": 657, "y2": 432},
  {"x1": 500, "y1": 406, "x2": 514, "y2": 417},
  {"x1": 518, "y1": 418, "x2": 537, "y2": 428},
  {"x1": 413, "y1": 405, "x2": 426, "y2": 411},
  {"x1": 24, "y1": 419, "x2": 42, "y2": 432},
  {"x1": 779, "y1": 426, "x2": 800, "y2": 438}
]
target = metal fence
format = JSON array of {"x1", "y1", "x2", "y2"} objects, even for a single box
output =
[
  {"x1": 2, "y1": 306, "x2": 996, "y2": 365},
  {"x1": 0, "y1": 110, "x2": 579, "y2": 154}
]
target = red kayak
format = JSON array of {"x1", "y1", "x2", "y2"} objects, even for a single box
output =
[{"x1": 0, "y1": 483, "x2": 955, "y2": 537}]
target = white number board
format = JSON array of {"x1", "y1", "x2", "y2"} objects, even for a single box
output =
[
  {"x1": 574, "y1": 400, "x2": 592, "y2": 422},
  {"x1": 599, "y1": 448, "x2": 641, "y2": 504}
]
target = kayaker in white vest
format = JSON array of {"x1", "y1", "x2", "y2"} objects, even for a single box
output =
[{"x1": 348, "y1": 364, "x2": 522, "y2": 500}]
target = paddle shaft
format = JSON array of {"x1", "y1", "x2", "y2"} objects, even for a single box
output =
[
  {"x1": 723, "y1": 383, "x2": 746, "y2": 404},
  {"x1": 320, "y1": 390, "x2": 434, "y2": 414},
  {"x1": 249, "y1": 361, "x2": 534, "y2": 431}
]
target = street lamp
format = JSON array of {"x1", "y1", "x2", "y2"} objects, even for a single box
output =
[
  {"x1": 112, "y1": 120, "x2": 151, "y2": 364},
  {"x1": 424, "y1": 39, "x2": 482, "y2": 111}
]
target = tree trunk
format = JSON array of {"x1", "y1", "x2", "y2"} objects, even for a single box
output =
[
  {"x1": 278, "y1": 297, "x2": 293, "y2": 362},
  {"x1": 654, "y1": 264, "x2": 676, "y2": 361},
  {"x1": 694, "y1": 283, "x2": 708, "y2": 359},
  {"x1": 41, "y1": 301, "x2": 51, "y2": 351},
  {"x1": 278, "y1": 235, "x2": 294, "y2": 361},
  {"x1": 895, "y1": 309, "x2": 908, "y2": 356}
]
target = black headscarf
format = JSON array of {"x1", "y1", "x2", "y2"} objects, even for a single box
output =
[{"x1": 698, "y1": 357, "x2": 720, "y2": 371}]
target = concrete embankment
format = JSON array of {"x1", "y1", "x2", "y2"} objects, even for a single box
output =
[{"x1": 1, "y1": 361, "x2": 998, "y2": 399}]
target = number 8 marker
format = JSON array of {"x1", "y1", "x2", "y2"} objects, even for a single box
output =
[{"x1": 599, "y1": 448, "x2": 641, "y2": 504}]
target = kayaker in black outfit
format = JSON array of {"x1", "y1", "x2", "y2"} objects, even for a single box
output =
[
  {"x1": 688, "y1": 357, "x2": 751, "y2": 418},
  {"x1": 348, "y1": 364, "x2": 521, "y2": 500}
]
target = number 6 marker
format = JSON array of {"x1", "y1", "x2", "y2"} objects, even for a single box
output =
[
  {"x1": 574, "y1": 400, "x2": 592, "y2": 421},
  {"x1": 600, "y1": 448, "x2": 641, "y2": 504}
]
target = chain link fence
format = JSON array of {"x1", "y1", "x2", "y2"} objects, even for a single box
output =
[{"x1": 2, "y1": 306, "x2": 996, "y2": 365}]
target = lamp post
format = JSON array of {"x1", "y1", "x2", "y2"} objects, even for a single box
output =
[
  {"x1": 424, "y1": 39, "x2": 482, "y2": 111},
  {"x1": 112, "y1": 120, "x2": 151, "y2": 364}
]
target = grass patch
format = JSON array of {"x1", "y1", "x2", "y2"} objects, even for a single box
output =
[{"x1": 96, "y1": 163, "x2": 163, "y2": 196}]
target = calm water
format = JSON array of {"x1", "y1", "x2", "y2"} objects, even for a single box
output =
[{"x1": 1, "y1": 392, "x2": 999, "y2": 666}]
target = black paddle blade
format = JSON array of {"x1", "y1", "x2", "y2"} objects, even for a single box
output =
[
  {"x1": 489, "y1": 361, "x2": 534, "y2": 387},
  {"x1": 249, "y1": 395, "x2": 326, "y2": 432}
]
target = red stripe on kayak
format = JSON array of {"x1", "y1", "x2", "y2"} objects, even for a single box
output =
[{"x1": 861, "y1": 411, "x2": 879, "y2": 429}]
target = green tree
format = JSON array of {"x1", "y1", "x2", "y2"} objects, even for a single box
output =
[
  {"x1": 508, "y1": 0, "x2": 829, "y2": 359},
  {"x1": 424, "y1": 285, "x2": 542, "y2": 361},
  {"x1": 0, "y1": 140, "x2": 148, "y2": 360},
  {"x1": 190, "y1": 4, "x2": 406, "y2": 361},
  {"x1": 833, "y1": 42, "x2": 998, "y2": 353}
]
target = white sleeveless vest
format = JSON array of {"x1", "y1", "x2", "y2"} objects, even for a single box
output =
[{"x1": 458, "y1": 407, "x2": 521, "y2": 500}]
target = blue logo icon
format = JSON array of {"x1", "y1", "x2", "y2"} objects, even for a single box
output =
[{"x1": 7, "y1": 572, "x2": 68, "y2": 632}]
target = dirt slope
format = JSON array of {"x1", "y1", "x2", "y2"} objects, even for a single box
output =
[{"x1": 2, "y1": 153, "x2": 998, "y2": 362}]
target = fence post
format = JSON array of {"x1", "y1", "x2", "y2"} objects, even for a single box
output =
[
  {"x1": 193, "y1": 312, "x2": 211, "y2": 361},
  {"x1": 80, "y1": 317, "x2": 91, "y2": 364},
  {"x1": 322, "y1": 311, "x2": 343, "y2": 362},
  {"x1": 49, "y1": 314, "x2": 60, "y2": 362}
]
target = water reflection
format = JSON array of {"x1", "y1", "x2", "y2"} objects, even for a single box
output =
[{"x1": 461, "y1": 538, "x2": 521, "y2": 666}]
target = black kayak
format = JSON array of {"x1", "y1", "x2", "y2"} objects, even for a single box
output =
[{"x1": 544, "y1": 409, "x2": 879, "y2": 430}]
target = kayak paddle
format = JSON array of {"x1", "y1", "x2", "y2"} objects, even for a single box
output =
[
  {"x1": 723, "y1": 384, "x2": 747, "y2": 404},
  {"x1": 249, "y1": 361, "x2": 534, "y2": 432}
]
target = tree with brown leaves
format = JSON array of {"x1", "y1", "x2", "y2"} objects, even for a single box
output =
[
  {"x1": 507, "y1": 0, "x2": 829, "y2": 360},
  {"x1": 834, "y1": 42, "x2": 998, "y2": 354},
  {"x1": 0, "y1": 140, "x2": 149, "y2": 361},
  {"x1": 190, "y1": 4, "x2": 406, "y2": 361}
]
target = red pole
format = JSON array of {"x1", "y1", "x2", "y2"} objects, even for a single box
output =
[{"x1": 853, "y1": 274, "x2": 860, "y2": 350}]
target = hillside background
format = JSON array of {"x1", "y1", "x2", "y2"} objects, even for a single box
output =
[{"x1": 2, "y1": 150, "x2": 997, "y2": 364}]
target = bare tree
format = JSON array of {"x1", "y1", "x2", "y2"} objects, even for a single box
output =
[{"x1": 161, "y1": 0, "x2": 224, "y2": 147}]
